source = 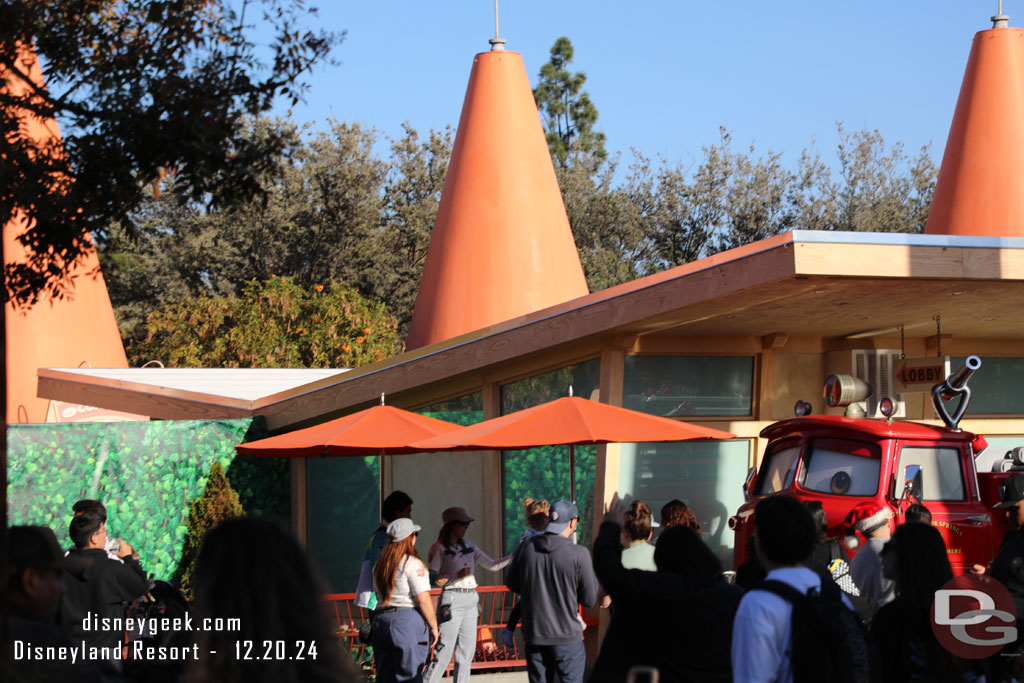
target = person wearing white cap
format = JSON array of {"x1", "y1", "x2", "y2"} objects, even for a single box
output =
[
  {"x1": 423, "y1": 506, "x2": 512, "y2": 683},
  {"x1": 371, "y1": 517, "x2": 439, "y2": 683}
]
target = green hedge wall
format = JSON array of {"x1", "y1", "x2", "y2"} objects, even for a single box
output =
[{"x1": 7, "y1": 418, "x2": 287, "y2": 581}]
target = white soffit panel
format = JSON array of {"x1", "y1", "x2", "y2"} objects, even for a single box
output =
[{"x1": 43, "y1": 368, "x2": 350, "y2": 402}]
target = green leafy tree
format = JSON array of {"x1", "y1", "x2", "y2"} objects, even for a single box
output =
[
  {"x1": 533, "y1": 37, "x2": 606, "y2": 167},
  {"x1": 370, "y1": 123, "x2": 453, "y2": 329},
  {"x1": 557, "y1": 147, "x2": 653, "y2": 291},
  {"x1": 101, "y1": 119, "x2": 450, "y2": 346},
  {"x1": 805, "y1": 123, "x2": 937, "y2": 234},
  {"x1": 175, "y1": 460, "x2": 243, "y2": 598},
  {"x1": 561, "y1": 125, "x2": 938, "y2": 282},
  {"x1": 2, "y1": 0, "x2": 339, "y2": 306},
  {"x1": 131, "y1": 277, "x2": 403, "y2": 368}
]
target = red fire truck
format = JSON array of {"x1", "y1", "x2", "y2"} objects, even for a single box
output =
[{"x1": 730, "y1": 356, "x2": 1020, "y2": 574}]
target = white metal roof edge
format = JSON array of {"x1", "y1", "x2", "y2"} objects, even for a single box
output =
[
  {"x1": 39, "y1": 367, "x2": 351, "y2": 403},
  {"x1": 789, "y1": 230, "x2": 1024, "y2": 249}
]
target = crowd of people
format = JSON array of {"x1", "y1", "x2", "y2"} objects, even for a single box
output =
[
  {"x1": 5, "y1": 499, "x2": 359, "y2": 683},
  {"x1": 12, "y1": 472, "x2": 1024, "y2": 683},
  {"x1": 361, "y1": 480, "x2": 1024, "y2": 683}
]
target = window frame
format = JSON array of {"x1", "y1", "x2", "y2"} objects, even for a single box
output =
[{"x1": 622, "y1": 353, "x2": 758, "y2": 421}]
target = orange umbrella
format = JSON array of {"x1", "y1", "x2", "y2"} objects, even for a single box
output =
[
  {"x1": 235, "y1": 404, "x2": 464, "y2": 459},
  {"x1": 410, "y1": 396, "x2": 734, "y2": 499},
  {"x1": 236, "y1": 400, "x2": 466, "y2": 506}
]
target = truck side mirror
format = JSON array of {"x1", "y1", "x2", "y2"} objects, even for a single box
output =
[
  {"x1": 902, "y1": 464, "x2": 923, "y2": 502},
  {"x1": 742, "y1": 466, "x2": 757, "y2": 502}
]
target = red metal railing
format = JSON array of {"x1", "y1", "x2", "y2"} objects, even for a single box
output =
[{"x1": 324, "y1": 586, "x2": 527, "y2": 673}]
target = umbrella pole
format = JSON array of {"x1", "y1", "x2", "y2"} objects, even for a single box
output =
[
  {"x1": 569, "y1": 444, "x2": 575, "y2": 502},
  {"x1": 379, "y1": 448, "x2": 385, "y2": 513}
]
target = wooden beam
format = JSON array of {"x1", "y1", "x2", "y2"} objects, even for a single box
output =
[
  {"x1": 593, "y1": 343, "x2": 625, "y2": 536},
  {"x1": 257, "y1": 244, "x2": 798, "y2": 428},
  {"x1": 37, "y1": 374, "x2": 252, "y2": 421},
  {"x1": 480, "y1": 377, "x2": 503, "y2": 584},
  {"x1": 291, "y1": 458, "x2": 307, "y2": 547},
  {"x1": 759, "y1": 349, "x2": 775, "y2": 422}
]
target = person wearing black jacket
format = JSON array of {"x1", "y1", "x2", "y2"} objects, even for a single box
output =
[
  {"x1": 591, "y1": 498, "x2": 743, "y2": 683},
  {"x1": 63, "y1": 511, "x2": 149, "y2": 655}
]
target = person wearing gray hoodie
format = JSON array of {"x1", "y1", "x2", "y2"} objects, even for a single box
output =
[{"x1": 506, "y1": 499, "x2": 598, "y2": 683}]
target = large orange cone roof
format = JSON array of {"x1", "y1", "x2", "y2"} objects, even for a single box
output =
[
  {"x1": 406, "y1": 50, "x2": 589, "y2": 349},
  {"x1": 926, "y1": 25, "x2": 1024, "y2": 237},
  {"x1": 4, "y1": 47, "x2": 130, "y2": 423}
]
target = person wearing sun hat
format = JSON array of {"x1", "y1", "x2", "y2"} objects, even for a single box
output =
[
  {"x1": 423, "y1": 506, "x2": 511, "y2": 683},
  {"x1": 371, "y1": 516, "x2": 439, "y2": 683},
  {"x1": 844, "y1": 500, "x2": 895, "y2": 617}
]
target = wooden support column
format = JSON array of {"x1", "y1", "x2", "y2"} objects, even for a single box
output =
[
  {"x1": 291, "y1": 457, "x2": 307, "y2": 546},
  {"x1": 593, "y1": 341, "x2": 627, "y2": 539},
  {"x1": 480, "y1": 377, "x2": 504, "y2": 585},
  {"x1": 593, "y1": 337, "x2": 630, "y2": 645}
]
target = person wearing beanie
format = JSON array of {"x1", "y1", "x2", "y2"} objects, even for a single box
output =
[{"x1": 844, "y1": 501, "x2": 895, "y2": 617}]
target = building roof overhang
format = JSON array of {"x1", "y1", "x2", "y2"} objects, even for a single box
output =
[{"x1": 38, "y1": 231, "x2": 1024, "y2": 430}]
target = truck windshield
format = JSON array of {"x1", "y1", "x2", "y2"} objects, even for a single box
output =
[
  {"x1": 755, "y1": 443, "x2": 800, "y2": 494},
  {"x1": 798, "y1": 438, "x2": 880, "y2": 496}
]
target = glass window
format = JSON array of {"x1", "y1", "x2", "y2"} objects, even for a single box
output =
[
  {"x1": 951, "y1": 357, "x2": 1024, "y2": 415},
  {"x1": 755, "y1": 442, "x2": 801, "y2": 495},
  {"x1": 798, "y1": 439, "x2": 880, "y2": 496},
  {"x1": 500, "y1": 359, "x2": 600, "y2": 553},
  {"x1": 417, "y1": 392, "x2": 484, "y2": 426},
  {"x1": 618, "y1": 439, "x2": 751, "y2": 569},
  {"x1": 895, "y1": 446, "x2": 966, "y2": 501},
  {"x1": 306, "y1": 456, "x2": 380, "y2": 592},
  {"x1": 623, "y1": 356, "x2": 754, "y2": 417}
]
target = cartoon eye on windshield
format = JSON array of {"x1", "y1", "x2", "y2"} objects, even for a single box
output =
[{"x1": 830, "y1": 471, "x2": 852, "y2": 495}]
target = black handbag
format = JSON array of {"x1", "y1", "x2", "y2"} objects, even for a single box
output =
[
  {"x1": 437, "y1": 588, "x2": 452, "y2": 624},
  {"x1": 357, "y1": 615, "x2": 373, "y2": 644},
  {"x1": 437, "y1": 602, "x2": 452, "y2": 624}
]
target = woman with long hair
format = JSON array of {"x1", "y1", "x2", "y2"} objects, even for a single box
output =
[
  {"x1": 185, "y1": 517, "x2": 357, "y2": 683},
  {"x1": 871, "y1": 522, "x2": 965, "y2": 682},
  {"x1": 423, "y1": 507, "x2": 511, "y2": 683},
  {"x1": 372, "y1": 518, "x2": 439, "y2": 683}
]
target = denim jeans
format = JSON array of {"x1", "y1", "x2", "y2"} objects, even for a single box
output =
[
  {"x1": 423, "y1": 590, "x2": 478, "y2": 683},
  {"x1": 525, "y1": 641, "x2": 586, "y2": 683}
]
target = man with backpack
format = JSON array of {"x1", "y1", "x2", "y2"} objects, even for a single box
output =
[{"x1": 731, "y1": 496, "x2": 877, "y2": 683}]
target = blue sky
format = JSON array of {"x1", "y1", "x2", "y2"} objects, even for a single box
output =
[{"x1": 270, "y1": 2, "x2": 998, "y2": 169}]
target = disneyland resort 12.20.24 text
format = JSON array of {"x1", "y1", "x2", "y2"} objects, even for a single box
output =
[{"x1": 14, "y1": 612, "x2": 320, "y2": 662}]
